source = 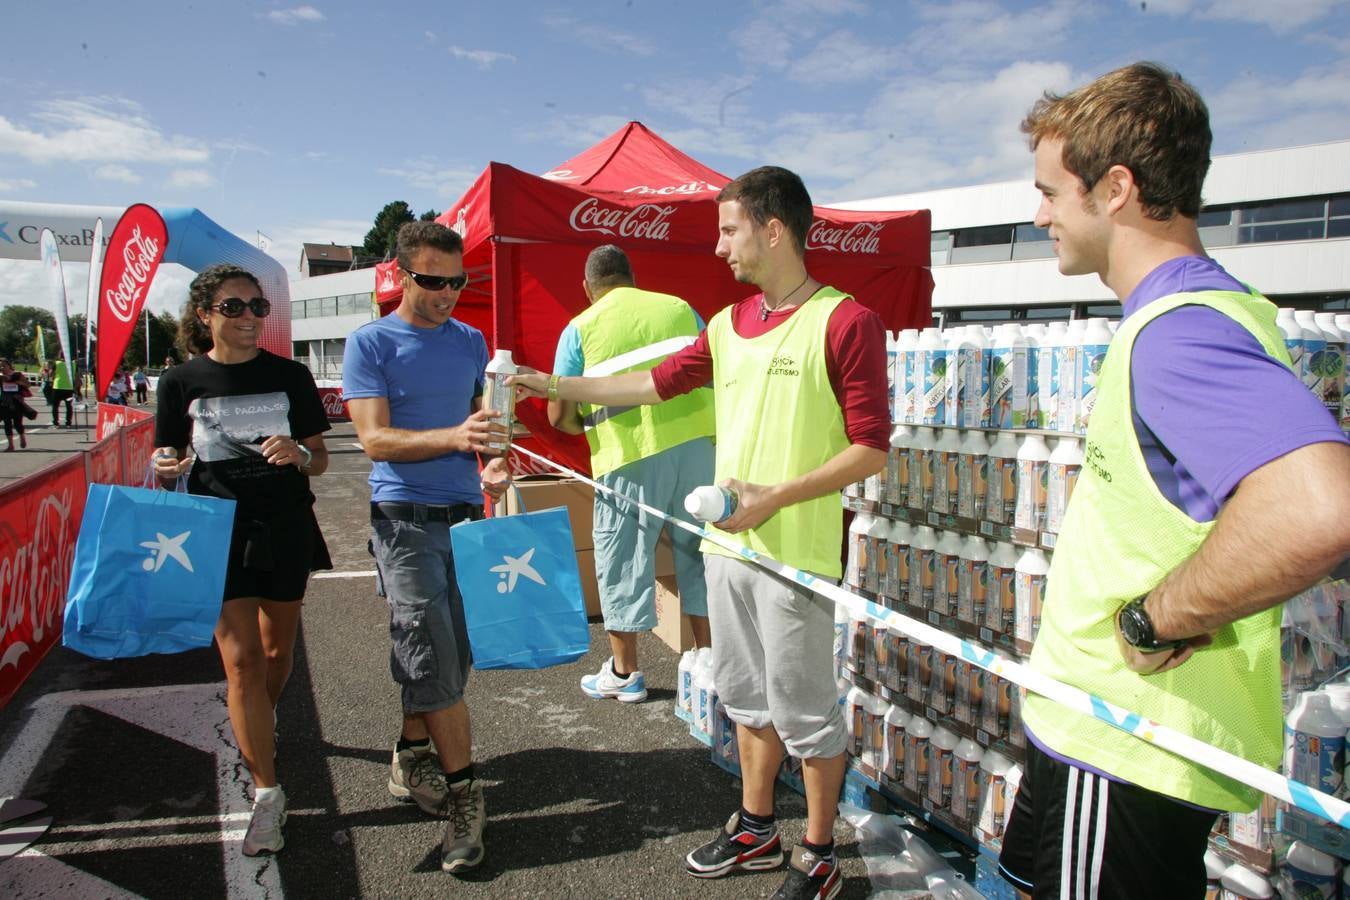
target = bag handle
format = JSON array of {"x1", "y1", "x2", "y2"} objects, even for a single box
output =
[{"x1": 143, "y1": 454, "x2": 189, "y2": 493}]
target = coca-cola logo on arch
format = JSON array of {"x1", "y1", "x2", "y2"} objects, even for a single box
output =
[
  {"x1": 806, "y1": 220, "x2": 884, "y2": 255},
  {"x1": 568, "y1": 198, "x2": 677, "y2": 241}
]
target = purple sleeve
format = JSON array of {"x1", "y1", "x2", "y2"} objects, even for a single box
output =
[{"x1": 1131, "y1": 306, "x2": 1348, "y2": 514}]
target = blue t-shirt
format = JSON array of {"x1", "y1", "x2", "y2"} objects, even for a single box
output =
[{"x1": 342, "y1": 314, "x2": 489, "y2": 504}]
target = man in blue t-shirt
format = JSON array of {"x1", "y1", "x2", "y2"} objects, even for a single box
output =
[{"x1": 342, "y1": 221, "x2": 511, "y2": 875}]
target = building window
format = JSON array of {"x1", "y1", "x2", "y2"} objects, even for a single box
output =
[
  {"x1": 291, "y1": 300, "x2": 307, "y2": 320},
  {"x1": 930, "y1": 231, "x2": 951, "y2": 266},
  {"x1": 1011, "y1": 224, "x2": 1054, "y2": 260},
  {"x1": 1329, "y1": 195, "x2": 1350, "y2": 239},
  {"x1": 950, "y1": 224, "x2": 1014, "y2": 264},
  {"x1": 1238, "y1": 197, "x2": 1327, "y2": 244}
]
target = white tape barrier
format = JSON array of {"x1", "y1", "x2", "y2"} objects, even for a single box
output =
[{"x1": 510, "y1": 443, "x2": 1350, "y2": 831}]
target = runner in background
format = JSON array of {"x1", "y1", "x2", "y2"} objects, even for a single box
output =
[
  {"x1": 154, "y1": 264, "x2": 333, "y2": 858},
  {"x1": 550, "y1": 244, "x2": 715, "y2": 704},
  {"x1": 514, "y1": 166, "x2": 890, "y2": 900},
  {"x1": 998, "y1": 62, "x2": 1350, "y2": 898}
]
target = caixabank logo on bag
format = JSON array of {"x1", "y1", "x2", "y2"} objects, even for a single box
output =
[
  {"x1": 490, "y1": 547, "x2": 545, "y2": 594},
  {"x1": 139, "y1": 531, "x2": 193, "y2": 573}
]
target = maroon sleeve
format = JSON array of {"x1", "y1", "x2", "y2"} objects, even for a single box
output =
[
  {"x1": 651, "y1": 328, "x2": 714, "y2": 399},
  {"x1": 826, "y1": 301, "x2": 891, "y2": 451}
]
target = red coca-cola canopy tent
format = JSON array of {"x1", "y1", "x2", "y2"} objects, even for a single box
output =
[{"x1": 375, "y1": 122, "x2": 933, "y2": 473}]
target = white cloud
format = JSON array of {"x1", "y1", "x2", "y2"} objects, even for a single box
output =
[
  {"x1": 1134, "y1": 0, "x2": 1341, "y2": 32},
  {"x1": 264, "y1": 6, "x2": 325, "y2": 26},
  {"x1": 909, "y1": 0, "x2": 1081, "y2": 62},
  {"x1": 376, "y1": 159, "x2": 480, "y2": 199},
  {"x1": 167, "y1": 169, "x2": 215, "y2": 189},
  {"x1": 794, "y1": 30, "x2": 898, "y2": 83},
  {"x1": 449, "y1": 46, "x2": 517, "y2": 69},
  {"x1": 540, "y1": 16, "x2": 656, "y2": 56},
  {"x1": 0, "y1": 97, "x2": 209, "y2": 165},
  {"x1": 0, "y1": 177, "x2": 37, "y2": 192},
  {"x1": 425, "y1": 30, "x2": 437, "y2": 42},
  {"x1": 94, "y1": 164, "x2": 140, "y2": 184},
  {"x1": 1207, "y1": 58, "x2": 1350, "y2": 150},
  {"x1": 250, "y1": 217, "x2": 371, "y2": 279}
]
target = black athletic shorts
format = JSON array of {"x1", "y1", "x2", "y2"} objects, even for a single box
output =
[{"x1": 998, "y1": 739, "x2": 1219, "y2": 899}]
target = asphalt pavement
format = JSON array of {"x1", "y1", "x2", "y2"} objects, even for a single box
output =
[{"x1": 0, "y1": 416, "x2": 904, "y2": 899}]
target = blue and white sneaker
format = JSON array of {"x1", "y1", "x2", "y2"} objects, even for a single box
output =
[{"x1": 580, "y1": 657, "x2": 648, "y2": 702}]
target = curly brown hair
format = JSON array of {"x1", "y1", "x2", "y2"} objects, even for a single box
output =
[
  {"x1": 1020, "y1": 61, "x2": 1211, "y2": 222},
  {"x1": 177, "y1": 264, "x2": 264, "y2": 356}
]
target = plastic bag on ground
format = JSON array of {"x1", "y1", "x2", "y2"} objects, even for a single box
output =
[{"x1": 838, "y1": 802, "x2": 986, "y2": 899}]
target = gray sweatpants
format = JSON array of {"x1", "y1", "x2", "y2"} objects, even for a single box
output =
[{"x1": 705, "y1": 554, "x2": 846, "y2": 759}]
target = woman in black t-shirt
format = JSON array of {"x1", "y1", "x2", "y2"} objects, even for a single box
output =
[{"x1": 154, "y1": 264, "x2": 332, "y2": 858}]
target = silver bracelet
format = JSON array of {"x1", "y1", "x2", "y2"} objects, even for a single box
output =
[{"x1": 296, "y1": 443, "x2": 313, "y2": 472}]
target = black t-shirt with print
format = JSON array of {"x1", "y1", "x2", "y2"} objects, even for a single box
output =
[{"x1": 155, "y1": 350, "x2": 330, "y2": 524}]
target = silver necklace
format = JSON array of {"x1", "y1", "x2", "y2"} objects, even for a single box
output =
[{"x1": 760, "y1": 274, "x2": 812, "y2": 321}]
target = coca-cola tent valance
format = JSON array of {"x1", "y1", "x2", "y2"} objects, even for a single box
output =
[{"x1": 380, "y1": 122, "x2": 934, "y2": 473}]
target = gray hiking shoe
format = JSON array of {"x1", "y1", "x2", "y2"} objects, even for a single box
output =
[
  {"x1": 242, "y1": 788, "x2": 287, "y2": 856},
  {"x1": 388, "y1": 744, "x2": 448, "y2": 816},
  {"x1": 440, "y1": 779, "x2": 486, "y2": 873}
]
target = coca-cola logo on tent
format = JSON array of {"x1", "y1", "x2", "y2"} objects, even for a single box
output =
[
  {"x1": 622, "y1": 181, "x2": 720, "y2": 196},
  {"x1": 806, "y1": 220, "x2": 884, "y2": 255},
  {"x1": 568, "y1": 199, "x2": 676, "y2": 241}
]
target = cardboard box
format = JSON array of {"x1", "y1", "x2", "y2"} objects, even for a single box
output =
[
  {"x1": 653, "y1": 575, "x2": 696, "y2": 652},
  {"x1": 506, "y1": 475, "x2": 595, "y2": 551}
]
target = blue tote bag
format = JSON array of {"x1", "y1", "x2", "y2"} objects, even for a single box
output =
[
  {"x1": 63, "y1": 481, "x2": 235, "y2": 659},
  {"x1": 450, "y1": 495, "x2": 589, "y2": 669}
]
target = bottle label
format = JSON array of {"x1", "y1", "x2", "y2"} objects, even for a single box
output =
[
  {"x1": 923, "y1": 351, "x2": 947, "y2": 424},
  {"x1": 1015, "y1": 459, "x2": 1048, "y2": 531},
  {"x1": 1014, "y1": 570, "x2": 1046, "y2": 643}
]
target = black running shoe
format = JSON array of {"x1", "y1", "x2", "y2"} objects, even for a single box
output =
[
  {"x1": 770, "y1": 845, "x2": 841, "y2": 899},
  {"x1": 685, "y1": 810, "x2": 784, "y2": 878}
]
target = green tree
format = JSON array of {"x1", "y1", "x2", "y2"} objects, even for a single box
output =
[
  {"x1": 0, "y1": 305, "x2": 57, "y2": 363},
  {"x1": 362, "y1": 201, "x2": 415, "y2": 260},
  {"x1": 124, "y1": 311, "x2": 180, "y2": 368},
  {"x1": 419, "y1": 209, "x2": 440, "y2": 222}
]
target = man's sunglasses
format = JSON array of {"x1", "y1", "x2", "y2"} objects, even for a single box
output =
[
  {"x1": 210, "y1": 297, "x2": 272, "y2": 318},
  {"x1": 403, "y1": 268, "x2": 469, "y2": 291}
]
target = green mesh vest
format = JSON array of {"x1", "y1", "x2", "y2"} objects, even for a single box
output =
[
  {"x1": 573, "y1": 286, "x2": 714, "y2": 477},
  {"x1": 703, "y1": 288, "x2": 851, "y2": 576},
  {"x1": 1024, "y1": 289, "x2": 1287, "y2": 811}
]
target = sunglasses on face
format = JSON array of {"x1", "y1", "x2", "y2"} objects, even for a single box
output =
[
  {"x1": 210, "y1": 297, "x2": 272, "y2": 318},
  {"x1": 403, "y1": 268, "x2": 469, "y2": 291}
]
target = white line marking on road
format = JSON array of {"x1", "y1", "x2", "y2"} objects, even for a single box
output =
[{"x1": 312, "y1": 570, "x2": 377, "y2": 579}]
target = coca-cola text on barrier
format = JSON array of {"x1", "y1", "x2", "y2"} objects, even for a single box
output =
[
  {"x1": 317, "y1": 387, "x2": 349, "y2": 422},
  {"x1": 97, "y1": 401, "x2": 153, "y2": 441},
  {"x1": 96, "y1": 204, "x2": 167, "y2": 401},
  {"x1": 0, "y1": 454, "x2": 88, "y2": 709},
  {"x1": 87, "y1": 431, "x2": 124, "y2": 487},
  {"x1": 120, "y1": 418, "x2": 157, "y2": 486}
]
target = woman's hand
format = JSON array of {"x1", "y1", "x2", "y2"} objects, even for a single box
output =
[
  {"x1": 261, "y1": 434, "x2": 311, "y2": 469},
  {"x1": 153, "y1": 446, "x2": 192, "y2": 482}
]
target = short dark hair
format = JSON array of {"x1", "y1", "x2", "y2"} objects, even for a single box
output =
[
  {"x1": 178, "y1": 264, "x2": 264, "y2": 356},
  {"x1": 395, "y1": 221, "x2": 464, "y2": 271},
  {"x1": 584, "y1": 244, "x2": 634, "y2": 292},
  {"x1": 716, "y1": 166, "x2": 813, "y2": 256},
  {"x1": 1021, "y1": 61, "x2": 1211, "y2": 221}
]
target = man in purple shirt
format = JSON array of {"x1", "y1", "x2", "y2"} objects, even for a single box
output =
[{"x1": 999, "y1": 62, "x2": 1350, "y2": 899}]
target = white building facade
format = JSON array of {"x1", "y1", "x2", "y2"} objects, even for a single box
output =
[
  {"x1": 832, "y1": 140, "x2": 1350, "y2": 325},
  {"x1": 287, "y1": 267, "x2": 375, "y2": 380}
]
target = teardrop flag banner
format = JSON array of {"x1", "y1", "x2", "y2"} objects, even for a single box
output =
[
  {"x1": 85, "y1": 217, "x2": 104, "y2": 391},
  {"x1": 96, "y1": 204, "x2": 167, "y2": 402},
  {"x1": 39, "y1": 229, "x2": 76, "y2": 389}
]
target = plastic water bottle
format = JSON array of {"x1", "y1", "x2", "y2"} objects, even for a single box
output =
[
  {"x1": 1076, "y1": 318, "x2": 1112, "y2": 433},
  {"x1": 1312, "y1": 312, "x2": 1347, "y2": 424},
  {"x1": 1014, "y1": 548, "x2": 1050, "y2": 645},
  {"x1": 1038, "y1": 321, "x2": 1067, "y2": 429},
  {"x1": 1220, "y1": 863, "x2": 1275, "y2": 899},
  {"x1": 896, "y1": 328, "x2": 920, "y2": 424},
  {"x1": 864, "y1": 693, "x2": 889, "y2": 776},
  {"x1": 951, "y1": 738, "x2": 985, "y2": 824},
  {"x1": 886, "y1": 425, "x2": 913, "y2": 508},
  {"x1": 908, "y1": 525, "x2": 938, "y2": 611},
  {"x1": 918, "y1": 327, "x2": 948, "y2": 426},
  {"x1": 987, "y1": 542, "x2": 1019, "y2": 635},
  {"x1": 909, "y1": 426, "x2": 937, "y2": 512},
  {"x1": 846, "y1": 513, "x2": 872, "y2": 589},
  {"x1": 677, "y1": 649, "x2": 697, "y2": 719},
  {"x1": 1281, "y1": 840, "x2": 1340, "y2": 899},
  {"x1": 1295, "y1": 310, "x2": 1331, "y2": 406},
  {"x1": 1046, "y1": 436, "x2": 1084, "y2": 534},
  {"x1": 928, "y1": 725, "x2": 959, "y2": 807},
  {"x1": 482, "y1": 349, "x2": 517, "y2": 454},
  {"x1": 957, "y1": 535, "x2": 990, "y2": 627},
  {"x1": 989, "y1": 323, "x2": 1029, "y2": 429},
  {"x1": 886, "y1": 518, "x2": 912, "y2": 606},
  {"x1": 1203, "y1": 849, "x2": 1227, "y2": 900},
  {"x1": 975, "y1": 750, "x2": 1013, "y2": 844},
  {"x1": 1056, "y1": 319, "x2": 1086, "y2": 433},
  {"x1": 882, "y1": 704, "x2": 910, "y2": 783},
  {"x1": 864, "y1": 514, "x2": 890, "y2": 595},
  {"x1": 956, "y1": 428, "x2": 990, "y2": 520},
  {"x1": 932, "y1": 428, "x2": 961, "y2": 515},
  {"x1": 1277, "y1": 307, "x2": 1308, "y2": 386},
  {"x1": 903, "y1": 715, "x2": 933, "y2": 797},
  {"x1": 1286, "y1": 690, "x2": 1345, "y2": 797},
  {"x1": 1014, "y1": 433, "x2": 1052, "y2": 532},
  {"x1": 986, "y1": 430, "x2": 1020, "y2": 525},
  {"x1": 953, "y1": 325, "x2": 991, "y2": 428},
  {"x1": 693, "y1": 647, "x2": 716, "y2": 739},
  {"x1": 933, "y1": 530, "x2": 963, "y2": 618},
  {"x1": 846, "y1": 686, "x2": 869, "y2": 758},
  {"x1": 1024, "y1": 323, "x2": 1044, "y2": 429},
  {"x1": 685, "y1": 485, "x2": 737, "y2": 523}
]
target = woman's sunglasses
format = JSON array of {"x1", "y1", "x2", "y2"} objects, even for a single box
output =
[
  {"x1": 210, "y1": 297, "x2": 272, "y2": 318},
  {"x1": 403, "y1": 269, "x2": 469, "y2": 292}
]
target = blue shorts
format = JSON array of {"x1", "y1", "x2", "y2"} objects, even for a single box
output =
[
  {"x1": 369, "y1": 503, "x2": 481, "y2": 713},
  {"x1": 593, "y1": 437, "x2": 713, "y2": 632}
]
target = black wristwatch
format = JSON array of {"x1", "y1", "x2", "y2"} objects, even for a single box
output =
[{"x1": 1117, "y1": 595, "x2": 1188, "y2": 653}]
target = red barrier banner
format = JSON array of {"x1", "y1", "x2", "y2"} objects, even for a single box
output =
[
  {"x1": 86, "y1": 431, "x2": 124, "y2": 486},
  {"x1": 0, "y1": 454, "x2": 88, "y2": 709},
  {"x1": 120, "y1": 418, "x2": 157, "y2": 486},
  {"x1": 97, "y1": 401, "x2": 153, "y2": 440},
  {"x1": 317, "y1": 386, "x2": 349, "y2": 422},
  {"x1": 96, "y1": 204, "x2": 167, "y2": 401}
]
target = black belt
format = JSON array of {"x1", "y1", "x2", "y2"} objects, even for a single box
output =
[{"x1": 370, "y1": 501, "x2": 482, "y2": 524}]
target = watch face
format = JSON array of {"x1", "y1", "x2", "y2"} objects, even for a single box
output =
[{"x1": 1120, "y1": 607, "x2": 1148, "y2": 647}]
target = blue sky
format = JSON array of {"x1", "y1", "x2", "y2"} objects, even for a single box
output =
[{"x1": 1, "y1": 0, "x2": 1347, "y2": 313}]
